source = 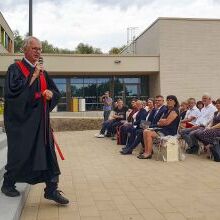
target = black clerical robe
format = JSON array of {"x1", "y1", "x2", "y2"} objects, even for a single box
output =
[{"x1": 4, "y1": 58, "x2": 61, "y2": 184}]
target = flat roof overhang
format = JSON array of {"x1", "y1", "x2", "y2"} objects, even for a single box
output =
[{"x1": 0, "y1": 54, "x2": 159, "y2": 76}]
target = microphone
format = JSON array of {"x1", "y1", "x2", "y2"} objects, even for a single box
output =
[
  {"x1": 38, "y1": 57, "x2": 44, "y2": 74},
  {"x1": 39, "y1": 56, "x2": 43, "y2": 65}
]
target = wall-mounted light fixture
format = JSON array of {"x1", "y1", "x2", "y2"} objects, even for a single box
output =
[{"x1": 114, "y1": 60, "x2": 121, "y2": 64}]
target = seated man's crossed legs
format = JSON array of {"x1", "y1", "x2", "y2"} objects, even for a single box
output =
[
  {"x1": 185, "y1": 127, "x2": 205, "y2": 154},
  {"x1": 179, "y1": 128, "x2": 194, "y2": 148}
]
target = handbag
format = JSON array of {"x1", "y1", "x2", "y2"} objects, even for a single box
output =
[{"x1": 159, "y1": 136, "x2": 182, "y2": 162}]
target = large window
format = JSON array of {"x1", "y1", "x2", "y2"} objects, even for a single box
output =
[
  {"x1": 0, "y1": 28, "x2": 12, "y2": 52},
  {"x1": 71, "y1": 77, "x2": 111, "y2": 110},
  {"x1": 52, "y1": 76, "x2": 149, "y2": 111}
]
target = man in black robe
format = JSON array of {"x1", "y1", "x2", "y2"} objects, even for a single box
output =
[{"x1": 1, "y1": 36, "x2": 69, "y2": 205}]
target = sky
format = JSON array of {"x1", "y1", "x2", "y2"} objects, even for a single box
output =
[{"x1": 1, "y1": 0, "x2": 220, "y2": 52}]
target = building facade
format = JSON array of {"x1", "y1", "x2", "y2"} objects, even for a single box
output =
[
  {"x1": 0, "y1": 12, "x2": 14, "y2": 54},
  {"x1": 0, "y1": 12, "x2": 14, "y2": 99},
  {"x1": 0, "y1": 54, "x2": 158, "y2": 111},
  {"x1": 0, "y1": 17, "x2": 220, "y2": 111},
  {"x1": 122, "y1": 17, "x2": 220, "y2": 101}
]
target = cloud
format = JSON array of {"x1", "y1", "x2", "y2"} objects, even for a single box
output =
[
  {"x1": 1, "y1": 0, "x2": 220, "y2": 52},
  {"x1": 91, "y1": 0, "x2": 154, "y2": 9}
]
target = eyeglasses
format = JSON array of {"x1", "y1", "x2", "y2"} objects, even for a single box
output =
[{"x1": 32, "y1": 47, "x2": 42, "y2": 52}]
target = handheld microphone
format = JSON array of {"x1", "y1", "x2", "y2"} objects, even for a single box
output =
[
  {"x1": 38, "y1": 57, "x2": 44, "y2": 74},
  {"x1": 39, "y1": 56, "x2": 43, "y2": 65}
]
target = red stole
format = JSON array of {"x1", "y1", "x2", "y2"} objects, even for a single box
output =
[
  {"x1": 39, "y1": 71, "x2": 47, "y2": 106},
  {"x1": 16, "y1": 61, "x2": 65, "y2": 160}
]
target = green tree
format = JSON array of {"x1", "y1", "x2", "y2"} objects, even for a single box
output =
[
  {"x1": 13, "y1": 30, "x2": 24, "y2": 53},
  {"x1": 41, "y1": 41, "x2": 74, "y2": 54},
  {"x1": 109, "y1": 45, "x2": 126, "y2": 54},
  {"x1": 41, "y1": 40, "x2": 57, "y2": 53},
  {"x1": 74, "y1": 43, "x2": 102, "y2": 54},
  {"x1": 13, "y1": 31, "x2": 103, "y2": 54}
]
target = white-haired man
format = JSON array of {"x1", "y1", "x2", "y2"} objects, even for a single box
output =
[
  {"x1": 1, "y1": 36, "x2": 69, "y2": 205},
  {"x1": 181, "y1": 94, "x2": 217, "y2": 154}
]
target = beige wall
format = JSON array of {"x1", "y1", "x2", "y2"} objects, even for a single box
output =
[
  {"x1": 0, "y1": 54, "x2": 159, "y2": 75},
  {"x1": 122, "y1": 20, "x2": 161, "y2": 96},
  {"x1": 135, "y1": 21, "x2": 160, "y2": 56},
  {"x1": 124, "y1": 17, "x2": 220, "y2": 101},
  {"x1": 149, "y1": 73, "x2": 161, "y2": 98},
  {"x1": 122, "y1": 20, "x2": 160, "y2": 56},
  {"x1": 159, "y1": 18, "x2": 220, "y2": 101}
]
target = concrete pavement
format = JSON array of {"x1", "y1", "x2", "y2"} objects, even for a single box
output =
[{"x1": 21, "y1": 130, "x2": 220, "y2": 220}]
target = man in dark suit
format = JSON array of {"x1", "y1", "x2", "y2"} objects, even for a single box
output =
[{"x1": 149, "y1": 95, "x2": 167, "y2": 128}]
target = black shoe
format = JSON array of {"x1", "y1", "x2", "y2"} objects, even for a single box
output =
[
  {"x1": 120, "y1": 150, "x2": 132, "y2": 155},
  {"x1": 44, "y1": 190, "x2": 69, "y2": 205},
  {"x1": 1, "y1": 185, "x2": 20, "y2": 197},
  {"x1": 186, "y1": 147, "x2": 198, "y2": 154},
  {"x1": 137, "y1": 154, "x2": 152, "y2": 159},
  {"x1": 186, "y1": 148, "x2": 193, "y2": 154}
]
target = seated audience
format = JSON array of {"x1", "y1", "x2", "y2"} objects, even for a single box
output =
[
  {"x1": 120, "y1": 100, "x2": 148, "y2": 154},
  {"x1": 179, "y1": 98, "x2": 201, "y2": 129},
  {"x1": 138, "y1": 95, "x2": 180, "y2": 159},
  {"x1": 117, "y1": 99, "x2": 138, "y2": 144},
  {"x1": 181, "y1": 94, "x2": 217, "y2": 154},
  {"x1": 194, "y1": 98, "x2": 220, "y2": 156},
  {"x1": 120, "y1": 96, "x2": 166, "y2": 155},
  {"x1": 96, "y1": 99, "x2": 128, "y2": 138}
]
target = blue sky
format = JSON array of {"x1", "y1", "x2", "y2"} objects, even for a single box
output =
[{"x1": 1, "y1": 0, "x2": 220, "y2": 52}]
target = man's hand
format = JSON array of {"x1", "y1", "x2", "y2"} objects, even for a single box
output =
[{"x1": 42, "y1": 90, "x2": 53, "y2": 100}]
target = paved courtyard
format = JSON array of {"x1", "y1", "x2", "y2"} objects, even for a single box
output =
[{"x1": 21, "y1": 130, "x2": 220, "y2": 220}]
